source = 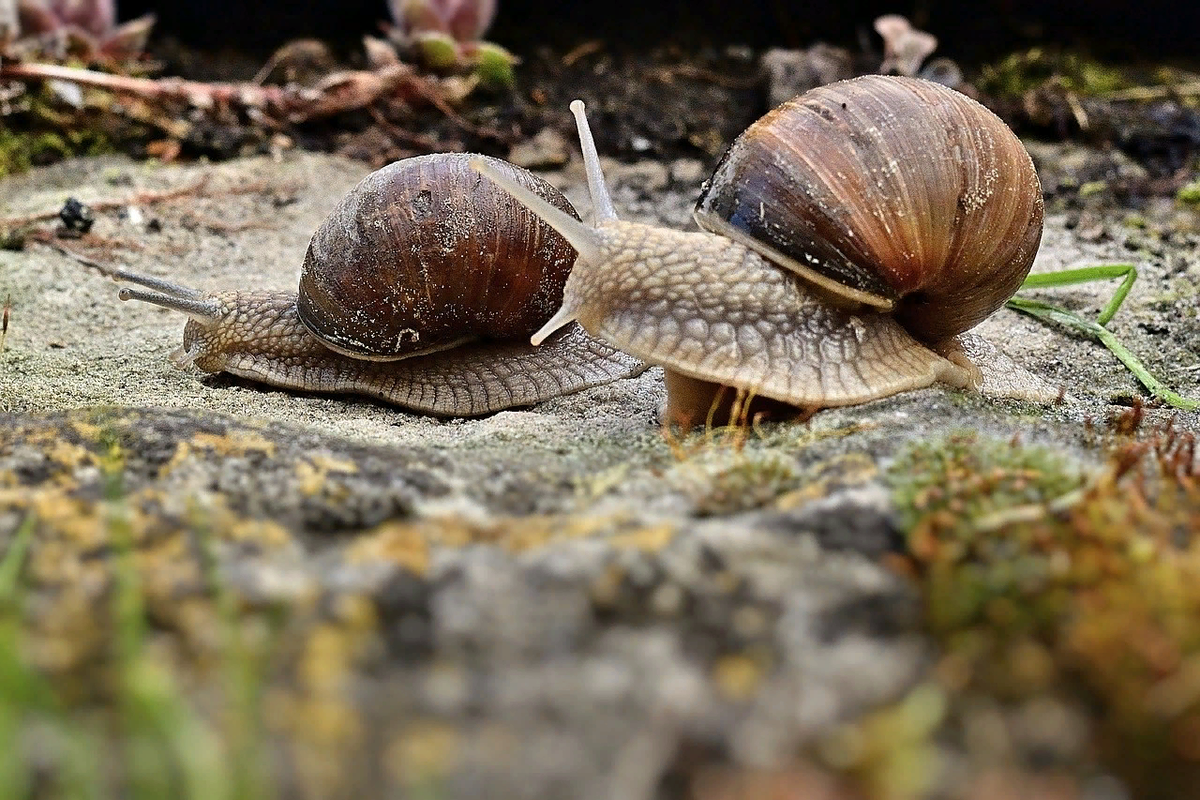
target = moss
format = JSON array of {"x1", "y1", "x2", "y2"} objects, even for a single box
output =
[
  {"x1": 978, "y1": 48, "x2": 1133, "y2": 98},
  {"x1": 691, "y1": 451, "x2": 804, "y2": 516},
  {"x1": 1176, "y1": 181, "x2": 1200, "y2": 205},
  {"x1": 889, "y1": 432, "x2": 1086, "y2": 545},
  {"x1": 0, "y1": 127, "x2": 115, "y2": 179},
  {"x1": 819, "y1": 682, "x2": 947, "y2": 799},
  {"x1": 886, "y1": 426, "x2": 1200, "y2": 796}
]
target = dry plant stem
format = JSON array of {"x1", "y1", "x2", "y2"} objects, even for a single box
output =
[
  {"x1": 1, "y1": 294, "x2": 9, "y2": 356},
  {"x1": 0, "y1": 61, "x2": 293, "y2": 109},
  {"x1": 41, "y1": 240, "x2": 119, "y2": 275},
  {"x1": 1103, "y1": 81, "x2": 1200, "y2": 102},
  {"x1": 42, "y1": 243, "x2": 198, "y2": 307},
  {"x1": 366, "y1": 107, "x2": 443, "y2": 152},
  {"x1": 652, "y1": 64, "x2": 761, "y2": 89},
  {"x1": 561, "y1": 40, "x2": 604, "y2": 67},
  {"x1": 0, "y1": 60, "x2": 435, "y2": 126},
  {"x1": 0, "y1": 177, "x2": 211, "y2": 231}
]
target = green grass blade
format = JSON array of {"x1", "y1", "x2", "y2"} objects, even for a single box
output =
[
  {"x1": 0, "y1": 514, "x2": 105, "y2": 799},
  {"x1": 194, "y1": 507, "x2": 274, "y2": 800},
  {"x1": 0, "y1": 514, "x2": 37, "y2": 798},
  {"x1": 102, "y1": 450, "x2": 235, "y2": 800},
  {"x1": 0, "y1": 513, "x2": 36, "y2": 606},
  {"x1": 0, "y1": 515, "x2": 57, "y2": 711},
  {"x1": 1006, "y1": 295, "x2": 1199, "y2": 410},
  {"x1": 1019, "y1": 263, "x2": 1137, "y2": 326}
]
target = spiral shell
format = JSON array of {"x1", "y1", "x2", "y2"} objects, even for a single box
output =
[
  {"x1": 694, "y1": 75, "x2": 1044, "y2": 343},
  {"x1": 298, "y1": 153, "x2": 580, "y2": 360}
]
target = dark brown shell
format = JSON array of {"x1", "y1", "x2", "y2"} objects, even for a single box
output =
[
  {"x1": 297, "y1": 153, "x2": 579, "y2": 360},
  {"x1": 694, "y1": 75, "x2": 1044, "y2": 343}
]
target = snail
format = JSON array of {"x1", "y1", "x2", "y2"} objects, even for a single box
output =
[
  {"x1": 471, "y1": 75, "x2": 1061, "y2": 427},
  {"x1": 105, "y1": 153, "x2": 643, "y2": 416}
]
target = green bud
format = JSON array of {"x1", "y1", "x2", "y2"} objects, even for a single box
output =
[
  {"x1": 413, "y1": 31, "x2": 459, "y2": 71},
  {"x1": 473, "y1": 42, "x2": 517, "y2": 90}
]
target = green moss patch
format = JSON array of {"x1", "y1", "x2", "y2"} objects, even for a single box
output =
[
  {"x1": 977, "y1": 48, "x2": 1133, "y2": 98},
  {"x1": 886, "y1": 426, "x2": 1200, "y2": 795}
]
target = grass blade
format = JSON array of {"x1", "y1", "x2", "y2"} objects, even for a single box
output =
[
  {"x1": 1006, "y1": 295, "x2": 1199, "y2": 410},
  {"x1": 1018, "y1": 263, "x2": 1137, "y2": 326}
]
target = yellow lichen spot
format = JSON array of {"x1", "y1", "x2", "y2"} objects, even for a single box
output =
[
  {"x1": 195, "y1": 431, "x2": 277, "y2": 457},
  {"x1": 301, "y1": 696, "x2": 361, "y2": 743},
  {"x1": 575, "y1": 462, "x2": 633, "y2": 500},
  {"x1": 588, "y1": 563, "x2": 625, "y2": 608},
  {"x1": 502, "y1": 515, "x2": 564, "y2": 551},
  {"x1": 608, "y1": 522, "x2": 676, "y2": 552},
  {"x1": 328, "y1": 593, "x2": 377, "y2": 632},
  {"x1": 47, "y1": 439, "x2": 97, "y2": 472},
  {"x1": 384, "y1": 721, "x2": 461, "y2": 788},
  {"x1": 160, "y1": 431, "x2": 277, "y2": 476},
  {"x1": 31, "y1": 489, "x2": 108, "y2": 549},
  {"x1": 224, "y1": 516, "x2": 292, "y2": 549},
  {"x1": 349, "y1": 522, "x2": 430, "y2": 576},
  {"x1": 296, "y1": 454, "x2": 359, "y2": 497},
  {"x1": 425, "y1": 517, "x2": 489, "y2": 549},
  {"x1": 287, "y1": 696, "x2": 364, "y2": 797},
  {"x1": 67, "y1": 418, "x2": 102, "y2": 440},
  {"x1": 713, "y1": 653, "x2": 766, "y2": 700}
]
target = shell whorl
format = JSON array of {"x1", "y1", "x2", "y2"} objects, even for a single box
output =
[
  {"x1": 694, "y1": 74, "x2": 1044, "y2": 342},
  {"x1": 298, "y1": 153, "x2": 581, "y2": 361}
]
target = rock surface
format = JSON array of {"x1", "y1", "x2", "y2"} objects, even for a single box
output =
[{"x1": 1, "y1": 146, "x2": 1198, "y2": 797}]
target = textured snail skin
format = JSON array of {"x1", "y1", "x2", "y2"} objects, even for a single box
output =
[
  {"x1": 174, "y1": 291, "x2": 643, "y2": 416},
  {"x1": 559, "y1": 223, "x2": 968, "y2": 410},
  {"x1": 107, "y1": 151, "x2": 645, "y2": 417},
  {"x1": 472, "y1": 91, "x2": 1060, "y2": 428}
]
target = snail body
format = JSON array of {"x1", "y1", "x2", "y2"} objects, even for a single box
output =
[
  {"x1": 471, "y1": 76, "x2": 1059, "y2": 426},
  {"x1": 111, "y1": 153, "x2": 642, "y2": 416}
]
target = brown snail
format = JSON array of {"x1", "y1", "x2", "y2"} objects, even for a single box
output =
[
  {"x1": 106, "y1": 153, "x2": 643, "y2": 416},
  {"x1": 471, "y1": 75, "x2": 1060, "y2": 426}
]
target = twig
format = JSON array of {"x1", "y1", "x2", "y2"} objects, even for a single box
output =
[
  {"x1": 1063, "y1": 90, "x2": 1090, "y2": 130},
  {"x1": 652, "y1": 64, "x2": 761, "y2": 89},
  {"x1": 0, "y1": 177, "x2": 211, "y2": 230},
  {"x1": 562, "y1": 40, "x2": 604, "y2": 67},
  {"x1": 0, "y1": 61, "x2": 292, "y2": 111},
  {"x1": 1, "y1": 294, "x2": 10, "y2": 356},
  {"x1": 1103, "y1": 81, "x2": 1200, "y2": 102},
  {"x1": 366, "y1": 106, "x2": 443, "y2": 152},
  {"x1": 0, "y1": 60, "x2": 424, "y2": 126},
  {"x1": 40, "y1": 239, "x2": 112, "y2": 272}
]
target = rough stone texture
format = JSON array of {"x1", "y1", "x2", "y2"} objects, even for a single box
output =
[{"x1": 1, "y1": 145, "x2": 1199, "y2": 797}]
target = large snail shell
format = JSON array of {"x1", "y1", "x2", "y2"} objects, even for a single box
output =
[
  {"x1": 298, "y1": 153, "x2": 579, "y2": 360},
  {"x1": 693, "y1": 75, "x2": 1044, "y2": 343}
]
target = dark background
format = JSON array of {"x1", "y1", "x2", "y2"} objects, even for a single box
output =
[{"x1": 117, "y1": 1, "x2": 1199, "y2": 66}]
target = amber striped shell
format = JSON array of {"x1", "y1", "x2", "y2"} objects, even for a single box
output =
[
  {"x1": 694, "y1": 75, "x2": 1044, "y2": 343},
  {"x1": 298, "y1": 153, "x2": 579, "y2": 360}
]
